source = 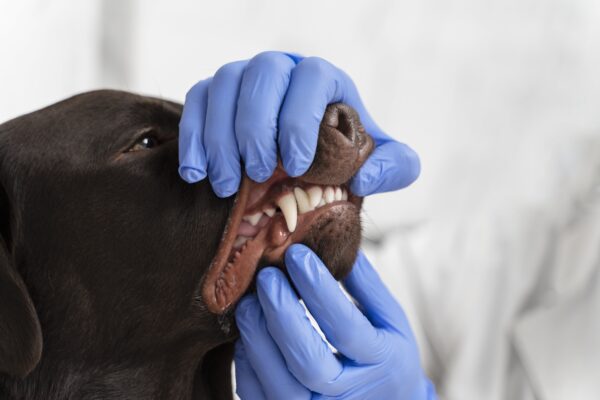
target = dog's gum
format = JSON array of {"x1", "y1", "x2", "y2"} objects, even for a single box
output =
[{"x1": 216, "y1": 230, "x2": 266, "y2": 311}]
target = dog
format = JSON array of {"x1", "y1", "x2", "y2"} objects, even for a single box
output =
[{"x1": 0, "y1": 90, "x2": 373, "y2": 399}]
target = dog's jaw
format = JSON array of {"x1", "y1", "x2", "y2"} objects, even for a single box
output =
[
  {"x1": 202, "y1": 103, "x2": 374, "y2": 314},
  {"x1": 201, "y1": 172, "x2": 364, "y2": 314}
]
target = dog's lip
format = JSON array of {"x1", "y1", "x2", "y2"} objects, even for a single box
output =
[
  {"x1": 200, "y1": 177, "x2": 251, "y2": 314},
  {"x1": 201, "y1": 171, "x2": 360, "y2": 314}
]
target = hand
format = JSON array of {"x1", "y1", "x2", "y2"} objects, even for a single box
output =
[
  {"x1": 178, "y1": 51, "x2": 420, "y2": 197},
  {"x1": 234, "y1": 245, "x2": 437, "y2": 400}
]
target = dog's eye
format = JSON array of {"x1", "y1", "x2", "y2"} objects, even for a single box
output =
[{"x1": 128, "y1": 136, "x2": 159, "y2": 152}]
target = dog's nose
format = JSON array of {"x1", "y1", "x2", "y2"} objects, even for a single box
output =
[{"x1": 302, "y1": 103, "x2": 374, "y2": 185}]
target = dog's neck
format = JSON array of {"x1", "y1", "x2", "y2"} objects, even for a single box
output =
[{"x1": 0, "y1": 343, "x2": 234, "y2": 400}]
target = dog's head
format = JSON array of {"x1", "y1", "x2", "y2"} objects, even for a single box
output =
[{"x1": 0, "y1": 90, "x2": 372, "y2": 378}]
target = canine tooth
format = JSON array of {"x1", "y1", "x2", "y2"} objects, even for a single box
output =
[
  {"x1": 307, "y1": 186, "x2": 323, "y2": 208},
  {"x1": 324, "y1": 186, "x2": 335, "y2": 203},
  {"x1": 243, "y1": 212, "x2": 263, "y2": 226},
  {"x1": 294, "y1": 187, "x2": 313, "y2": 214},
  {"x1": 318, "y1": 198, "x2": 326, "y2": 207},
  {"x1": 334, "y1": 187, "x2": 342, "y2": 201},
  {"x1": 263, "y1": 207, "x2": 276, "y2": 217},
  {"x1": 276, "y1": 193, "x2": 298, "y2": 232},
  {"x1": 342, "y1": 189, "x2": 348, "y2": 201}
]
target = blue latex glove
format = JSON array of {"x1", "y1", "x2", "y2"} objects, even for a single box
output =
[
  {"x1": 178, "y1": 51, "x2": 420, "y2": 197},
  {"x1": 234, "y1": 245, "x2": 437, "y2": 400}
]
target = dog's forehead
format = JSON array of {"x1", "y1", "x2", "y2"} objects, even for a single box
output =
[
  {"x1": 0, "y1": 90, "x2": 182, "y2": 166},
  {"x1": 60, "y1": 90, "x2": 183, "y2": 126},
  {"x1": 46, "y1": 90, "x2": 182, "y2": 139}
]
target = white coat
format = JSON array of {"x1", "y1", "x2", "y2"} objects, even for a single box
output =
[{"x1": 365, "y1": 133, "x2": 600, "y2": 400}]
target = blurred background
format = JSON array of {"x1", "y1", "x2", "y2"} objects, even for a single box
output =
[{"x1": 2, "y1": 1, "x2": 599, "y2": 399}]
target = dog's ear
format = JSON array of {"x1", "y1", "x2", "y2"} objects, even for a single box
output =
[{"x1": 0, "y1": 166, "x2": 43, "y2": 378}]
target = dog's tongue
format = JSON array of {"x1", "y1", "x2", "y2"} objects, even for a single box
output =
[{"x1": 236, "y1": 212, "x2": 273, "y2": 239}]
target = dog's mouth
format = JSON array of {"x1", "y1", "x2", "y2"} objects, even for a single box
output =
[{"x1": 201, "y1": 103, "x2": 374, "y2": 314}]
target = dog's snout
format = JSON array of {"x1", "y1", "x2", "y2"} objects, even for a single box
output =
[
  {"x1": 302, "y1": 103, "x2": 374, "y2": 186},
  {"x1": 322, "y1": 103, "x2": 361, "y2": 145}
]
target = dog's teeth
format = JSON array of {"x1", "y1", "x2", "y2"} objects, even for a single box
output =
[
  {"x1": 233, "y1": 237, "x2": 243, "y2": 248},
  {"x1": 294, "y1": 187, "x2": 313, "y2": 214},
  {"x1": 307, "y1": 186, "x2": 323, "y2": 208},
  {"x1": 263, "y1": 207, "x2": 276, "y2": 217},
  {"x1": 318, "y1": 198, "x2": 326, "y2": 207},
  {"x1": 276, "y1": 192, "x2": 298, "y2": 233},
  {"x1": 334, "y1": 187, "x2": 342, "y2": 201},
  {"x1": 342, "y1": 189, "x2": 348, "y2": 201},
  {"x1": 242, "y1": 212, "x2": 263, "y2": 226},
  {"x1": 324, "y1": 186, "x2": 335, "y2": 204},
  {"x1": 233, "y1": 236, "x2": 249, "y2": 248}
]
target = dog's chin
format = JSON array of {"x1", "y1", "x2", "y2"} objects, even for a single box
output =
[
  {"x1": 298, "y1": 203, "x2": 362, "y2": 280},
  {"x1": 201, "y1": 171, "x2": 363, "y2": 314}
]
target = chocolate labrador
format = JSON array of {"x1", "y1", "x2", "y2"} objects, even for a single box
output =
[{"x1": 0, "y1": 90, "x2": 373, "y2": 399}]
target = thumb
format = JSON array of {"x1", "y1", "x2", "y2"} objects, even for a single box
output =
[{"x1": 349, "y1": 139, "x2": 420, "y2": 196}]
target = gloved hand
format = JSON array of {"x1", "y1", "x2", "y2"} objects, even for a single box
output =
[
  {"x1": 234, "y1": 244, "x2": 437, "y2": 400},
  {"x1": 178, "y1": 51, "x2": 420, "y2": 197}
]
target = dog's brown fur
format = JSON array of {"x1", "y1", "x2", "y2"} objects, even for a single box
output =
[{"x1": 0, "y1": 91, "x2": 369, "y2": 399}]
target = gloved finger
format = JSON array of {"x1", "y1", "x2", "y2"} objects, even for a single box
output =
[
  {"x1": 285, "y1": 244, "x2": 388, "y2": 364},
  {"x1": 283, "y1": 52, "x2": 304, "y2": 64},
  {"x1": 312, "y1": 366, "x2": 383, "y2": 400},
  {"x1": 236, "y1": 51, "x2": 296, "y2": 183},
  {"x1": 349, "y1": 139, "x2": 421, "y2": 196},
  {"x1": 178, "y1": 78, "x2": 211, "y2": 183},
  {"x1": 255, "y1": 267, "x2": 343, "y2": 395},
  {"x1": 343, "y1": 251, "x2": 413, "y2": 335},
  {"x1": 235, "y1": 294, "x2": 311, "y2": 400},
  {"x1": 234, "y1": 340, "x2": 267, "y2": 400},
  {"x1": 278, "y1": 57, "x2": 347, "y2": 177},
  {"x1": 203, "y1": 61, "x2": 246, "y2": 198},
  {"x1": 306, "y1": 66, "x2": 421, "y2": 196}
]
